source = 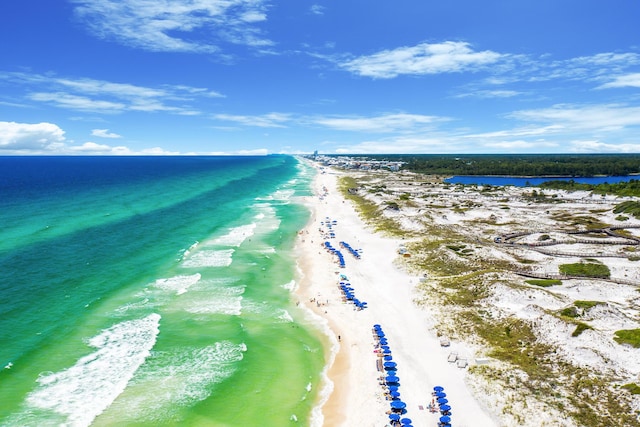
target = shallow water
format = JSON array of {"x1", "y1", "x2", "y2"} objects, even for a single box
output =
[{"x1": 0, "y1": 156, "x2": 325, "y2": 426}]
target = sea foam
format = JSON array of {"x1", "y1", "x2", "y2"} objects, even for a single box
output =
[
  {"x1": 153, "y1": 273, "x2": 201, "y2": 295},
  {"x1": 181, "y1": 249, "x2": 234, "y2": 268},
  {"x1": 24, "y1": 314, "x2": 161, "y2": 427},
  {"x1": 212, "y1": 223, "x2": 256, "y2": 247},
  {"x1": 102, "y1": 341, "x2": 246, "y2": 423}
]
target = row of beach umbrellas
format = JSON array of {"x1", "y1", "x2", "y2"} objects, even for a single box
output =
[
  {"x1": 433, "y1": 385, "x2": 452, "y2": 426},
  {"x1": 373, "y1": 324, "x2": 414, "y2": 427},
  {"x1": 339, "y1": 241, "x2": 361, "y2": 259},
  {"x1": 323, "y1": 241, "x2": 346, "y2": 267},
  {"x1": 338, "y1": 281, "x2": 367, "y2": 310}
]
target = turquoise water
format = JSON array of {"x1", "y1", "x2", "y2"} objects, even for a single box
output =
[{"x1": 0, "y1": 156, "x2": 325, "y2": 426}]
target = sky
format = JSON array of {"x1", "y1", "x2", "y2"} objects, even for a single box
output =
[{"x1": 1, "y1": 1, "x2": 640, "y2": 155}]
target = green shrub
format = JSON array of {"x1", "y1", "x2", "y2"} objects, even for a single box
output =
[
  {"x1": 574, "y1": 300, "x2": 601, "y2": 310},
  {"x1": 561, "y1": 306, "x2": 579, "y2": 318},
  {"x1": 622, "y1": 383, "x2": 640, "y2": 395},
  {"x1": 525, "y1": 279, "x2": 562, "y2": 287},
  {"x1": 572, "y1": 322, "x2": 592, "y2": 337},
  {"x1": 614, "y1": 329, "x2": 640, "y2": 347},
  {"x1": 559, "y1": 262, "x2": 610, "y2": 279}
]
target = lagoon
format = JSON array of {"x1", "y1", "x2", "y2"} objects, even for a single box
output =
[{"x1": 444, "y1": 175, "x2": 637, "y2": 187}]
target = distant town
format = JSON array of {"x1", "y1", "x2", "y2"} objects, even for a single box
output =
[{"x1": 306, "y1": 153, "x2": 404, "y2": 171}]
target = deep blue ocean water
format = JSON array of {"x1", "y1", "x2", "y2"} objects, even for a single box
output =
[
  {"x1": 444, "y1": 175, "x2": 636, "y2": 186},
  {"x1": 0, "y1": 156, "x2": 325, "y2": 426}
]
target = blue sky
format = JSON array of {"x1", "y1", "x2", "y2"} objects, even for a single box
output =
[{"x1": 1, "y1": 0, "x2": 639, "y2": 155}]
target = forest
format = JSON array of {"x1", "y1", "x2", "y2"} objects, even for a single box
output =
[
  {"x1": 539, "y1": 179, "x2": 640, "y2": 197},
  {"x1": 362, "y1": 154, "x2": 640, "y2": 177}
]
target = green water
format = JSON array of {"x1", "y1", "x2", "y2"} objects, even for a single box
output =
[{"x1": 0, "y1": 156, "x2": 326, "y2": 426}]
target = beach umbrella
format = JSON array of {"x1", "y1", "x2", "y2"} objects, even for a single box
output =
[
  {"x1": 383, "y1": 355, "x2": 393, "y2": 361},
  {"x1": 440, "y1": 415, "x2": 451, "y2": 423},
  {"x1": 433, "y1": 385, "x2": 444, "y2": 392},
  {"x1": 387, "y1": 385, "x2": 399, "y2": 392},
  {"x1": 437, "y1": 397, "x2": 448, "y2": 404},
  {"x1": 383, "y1": 361, "x2": 397, "y2": 369},
  {"x1": 385, "y1": 375, "x2": 400, "y2": 383},
  {"x1": 435, "y1": 391, "x2": 446, "y2": 398},
  {"x1": 390, "y1": 400, "x2": 406, "y2": 410},
  {"x1": 389, "y1": 391, "x2": 400, "y2": 399},
  {"x1": 388, "y1": 414, "x2": 400, "y2": 421},
  {"x1": 440, "y1": 404, "x2": 451, "y2": 412},
  {"x1": 400, "y1": 418, "x2": 412, "y2": 424}
]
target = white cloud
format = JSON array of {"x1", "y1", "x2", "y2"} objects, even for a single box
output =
[
  {"x1": 91, "y1": 129, "x2": 122, "y2": 138},
  {"x1": 312, "y1": 113, "x2": 448, "y2": 132},
  {"x1": 465, "y1": 125, "x2": 565, "y2": 139},
  {"x1": 333, "y1": 135, "x2": 466, "y2": 154},
  {"x1": 70, "y1": 0, "x2": 273, "y2": 53},
  {"x1": 67, "y1": 143, "x2": 181, "y2": 155},
  {"x1": 455, "y1": 89, "x2": 523, "y2": 99},
  {"x1": 481, "y1": 139, "x2": 559, "y2": 150},
  {"x1": 2, "y1": 72, "x2": 222, "y2": 115},
  {"x1": 568, "y1": 140, "x2": 640, "y2": 153},
  {"x1": 508, "y1": 104, "x2": 640, "y2": 132},
  {"x1": 212, "y1": 113, "x2": 291, "y2": 127},
  {"x1": 29, "y1": 92, "x2": 126, "y2": 112},
  {"x1": 310, "y1": 5, "x2": 325, "y2": 15},
  {"x1": 0, "y1": 121, "x2": 66, "y2": 151},
  {"x1": 208, "y1": 148, "x2": 269, "y2": 155},
  {"x1": 339, "y1": 41, "x2": 504, "y2": 78},
  {"x1": 598, "y1": 73, "x2": 640, "y2": 89}
]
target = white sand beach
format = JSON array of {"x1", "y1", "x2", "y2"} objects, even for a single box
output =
[
  {"x1": 296, "y1": 165, "x2": 498, "y2": 427},
  {"x1": 295, "y1": 160, "x2": 640, "y2": 427}
]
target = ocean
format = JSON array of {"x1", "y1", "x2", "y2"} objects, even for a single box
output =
[{"x1": 0, "y1": 156, "x2": 326, "y2": 427}]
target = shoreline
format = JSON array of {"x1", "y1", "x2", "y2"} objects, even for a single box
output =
[{"x1": 294, "y1": 162, "x2": 498, "y2": 426}]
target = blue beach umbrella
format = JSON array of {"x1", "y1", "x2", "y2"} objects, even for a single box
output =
[
  {"x1": 383, "y1": 361, "x2": 397, "y2": 369},
  {"x1": 440, "y1": 404, "x2": 451, "y2": 412},
  {"x1": 433, "y1": 385, "x2": 444, "y2": 392},
  {"x1": 437, "y1": 397, "x2": 448, "y2": 404},
  {"x1": 390, "y1": 400, "x2": 406, "y2": 410},
  {"x1": 400, "y1": 418, "x2": 412, "y2": 424},
  {"x1": 385, "y1": 375, "x2": 400, "y2": 383},
  {"x1": 435, "y1": 391, "x2": 446, "y2": 398},
  {"x1": 440, "y1": 415, "x2": 451, "y2": 423},
  {"x1": 387, "y1": 385, "x2": 398, "y2": 392},
  {"x1": 388, "y1": 414, "x2": 400, "y2": 421},
  {"x1": 383, "y1": 355, "x2": 393, "y2": 361},
  {"x1": 389, "y1": 391, "x2": 401, "y2": 399}
]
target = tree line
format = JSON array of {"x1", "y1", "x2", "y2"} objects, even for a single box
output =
[{"x1": 358, "y1": 154, "x2": 640, "y2": 177}]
